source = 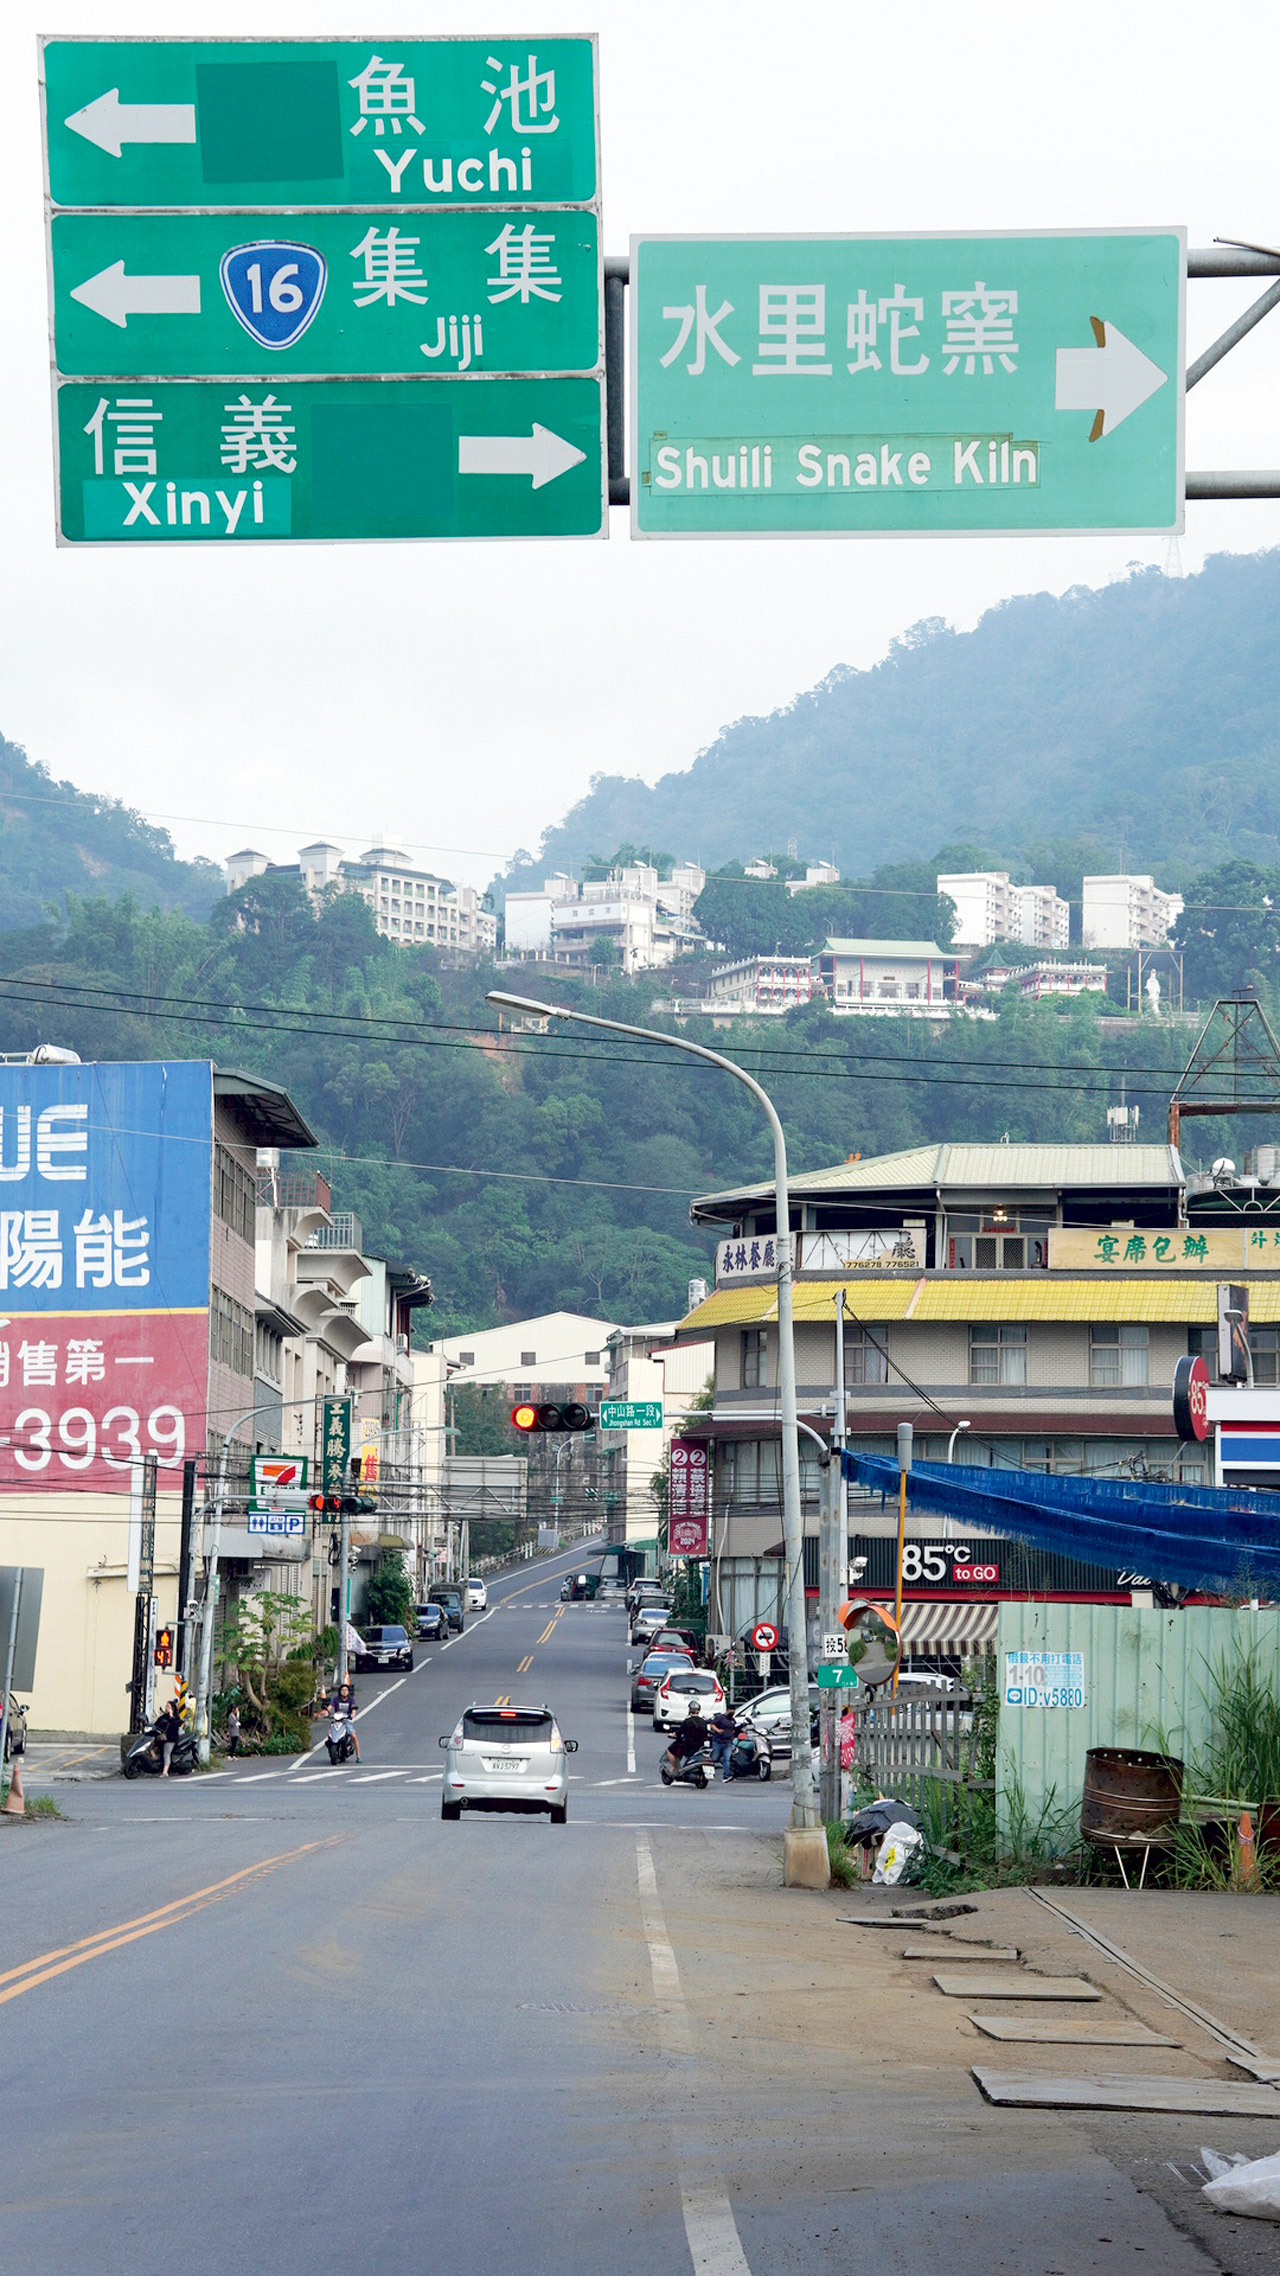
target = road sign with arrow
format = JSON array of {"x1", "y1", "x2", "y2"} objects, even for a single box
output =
[
  {"x1": 43, "y1": 34, "x2": 605, "y2": 543},
  {"x1": 633, "y1": 229, "x2": 1184, "y2": 536},
  {"x1": 55, "y1": 378, "x2": 603, "y2": 543}
]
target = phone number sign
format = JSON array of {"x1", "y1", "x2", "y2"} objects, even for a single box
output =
[
  {"x1": 0, "y1": 1309, "x2": 206, "y2": 1491},
  {"x1": 1003, "y1": 1650, "x2": 1087, "y2": 1710}
]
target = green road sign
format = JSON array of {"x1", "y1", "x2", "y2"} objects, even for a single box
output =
[
  {"x1": 814, "y1": 1662, "x2": 859, "y2": 1689},
  {"x1": 42, "y1": 36, "x2": 598, "y2": 210},
  {"x1": 56, "y1": 376, "x2": 605, "y2": 543},
  {"x1": 633, "y1": 231, "x2": 1184, "y2": 537},
  {"x1": 599, "y1": 1399, "x2": 663, "y2": 1431},
  {"x1": 321, "y1": 1397, "x2": 351, "y2": 1495},
  {"x1": 51, "y1": 210, "x2": 600, "y2": 378}
]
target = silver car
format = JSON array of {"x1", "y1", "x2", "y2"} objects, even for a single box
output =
[{"x1": 440, "y1": 1703, "x2": 578, "y2": 1824}]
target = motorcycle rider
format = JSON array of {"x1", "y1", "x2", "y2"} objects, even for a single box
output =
[
  {"x1": 328, "y1": 1677, "x2": 360, "y2": 1763},
  {"x1": 664, "y1": 1705, "x2": 709, "y2": 1782}
]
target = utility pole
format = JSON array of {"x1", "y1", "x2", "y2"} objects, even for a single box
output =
[
  {"x1": 337, "y1": 1498, "x2": 352, "y2": 1685},
  {"x1": 893, "y1": 1422, "x2": 913, "y2": 1694},
  {"x1": 818, "y1": 1292, "x2": 846, "y2": 1823}
]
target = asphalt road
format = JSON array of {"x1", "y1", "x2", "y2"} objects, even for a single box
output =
[{"x1": 0, "y1": 1542, "x2": 1233, "y2": 2276}]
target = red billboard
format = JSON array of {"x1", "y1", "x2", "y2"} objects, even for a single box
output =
[{"x1": 0, "y1": 1309, "x2": 207, "y2": 1491}]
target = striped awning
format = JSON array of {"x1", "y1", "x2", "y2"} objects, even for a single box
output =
[{"x1": 897, "y1": 1600, "x2": 998, "y2": 1651}]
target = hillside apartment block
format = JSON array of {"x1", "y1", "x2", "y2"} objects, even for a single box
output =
[
  {"x1": 504, "y1": 860, "x2": 707, "y2": 975},
  {"x1": 225, "y1": 842, "x2": 497, "y2": 956},
  {"x1": 673, "y1": 1141, "x2": 1280, "y2": 1653}
]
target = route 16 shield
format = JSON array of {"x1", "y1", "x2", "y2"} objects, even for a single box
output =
[{"x1": 219, "y1": 241, "x2": 326, "y2": 351}]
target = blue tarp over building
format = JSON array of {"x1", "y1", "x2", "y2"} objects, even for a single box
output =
[{"x1": 841, "y1": 1453, "x2": 1280, "y2": 1594}]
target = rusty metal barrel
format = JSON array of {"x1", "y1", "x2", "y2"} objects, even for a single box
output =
[{"x1": 1081, "y1": 1747, "x2": 1184, "y2": 1851}]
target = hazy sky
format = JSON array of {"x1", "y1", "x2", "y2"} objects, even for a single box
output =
[{"x1": 4, "y1": 0, "x2": 1280, "y2": 892}]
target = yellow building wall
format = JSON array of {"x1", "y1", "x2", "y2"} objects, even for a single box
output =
[{"x1": 5, "y1": 1487, "x2": 183, "y2": 1738}]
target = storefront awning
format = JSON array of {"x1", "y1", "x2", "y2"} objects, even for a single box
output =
[{"x1": 898, "y1": 1600, "x2": 998, "y2": 1651}]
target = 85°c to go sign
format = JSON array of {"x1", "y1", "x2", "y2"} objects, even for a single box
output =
[{"x1": 632, "y1": 229, "x2": 1184, "y2": 538}]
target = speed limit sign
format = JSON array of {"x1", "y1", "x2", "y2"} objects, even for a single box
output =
[{"x1": 750, "y1": 1621, "x2": 778, "y2": 1653}]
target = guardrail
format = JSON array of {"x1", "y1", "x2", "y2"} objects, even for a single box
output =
[{"x1": 848, "y1": 1689, "x2": 993, "y2": 1859}]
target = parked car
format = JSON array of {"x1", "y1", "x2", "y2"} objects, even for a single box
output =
[
  {"x1": 428, "y1": 1585, "x2": 464, "y2": 1634},
  {"x1": 627, "y1": 1579, "x2": 670, "y2": 1616},
  {"x1": 440, "y1": 1702, "x2": 577, "y2": 1823},
  {"x1": 630, "y1": 1604, "x2": 673, "y2": 1647},
  {"x1": 630, "y1": 1648, "x2": 695, "y2": 1715},
  {"x1": 415, "y1": 1602, "x2": 449, "y2": 1643},
  {"x1": 651, "y1": 1626, "x2": 701, "y2": 1657},
  {"x1": 736, "y1": 1682, "x2": 821, "y2": 1757},
  {"x1": 354, "y1": 1624, "x2": 414, "y2": 1672},
  {"x1": 464, "y1": 1577, "x2": 488, "y2": 1612},
  {"x1": 2, "y1": 1693, "x2": 27, "y2": 1761},
  {"x1": 652, "y1": 1665, "x2": 725, "y2": 1730}
]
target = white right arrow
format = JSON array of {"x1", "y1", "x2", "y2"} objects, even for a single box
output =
[
  {"x1": 64, "y1": 88, "x2": 197, "y2": 158},
  {"x1": 1054, "y1": 316, "x2": 1169, "y2": 440},
  {"x1": 458, "y1": 424, "x2": 587, "y2": 489},
  {"x1": 69, "y1": 260, "x2": 201, "y2": 329}
]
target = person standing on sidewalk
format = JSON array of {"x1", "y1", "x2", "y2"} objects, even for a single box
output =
[
  {"x1": 226, "y1": 1704, "x2": 241, "y2": 1758},
  {"x1": 156, "y1": 1697, "x2": 180, "y2": 1777}
]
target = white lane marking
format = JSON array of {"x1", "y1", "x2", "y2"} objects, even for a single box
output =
[
  {"x1": 350, "y1": 1770, "x2": 405, "y2": 1784},
  {"x1": 626, "y1": 1704, "x2": 636, "y2": 1776},
  {"x1": 354, "y1": 1677, "x2": 405, "y2": 1719},
  {"x1": 291, "y1": 1769, "x2": 356, "y2": 1784},
  {"x1": 407, "y1": 1772, "x2": 443, "y2": 1782},
  {"x1": 230, "y1": 1770, "x2": 288, "y2": 1783},
  {"x1": 635, "y1": 1835, "x2": 753, "y2": 2276}
]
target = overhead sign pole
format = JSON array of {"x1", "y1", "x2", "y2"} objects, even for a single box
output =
[{"x1": 41, "y1": 34, "x2": 606, "y2": 544}]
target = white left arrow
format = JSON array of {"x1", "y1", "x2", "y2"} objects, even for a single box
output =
[
  {"x1": 70, "y1": 261, "x2": 201, "y2": 329},
  {"x1": 1054, "y1": 316, "x2": 1169, "y2": 440},
  {"x1": 64, "y1": 88, "x2": 197, "y2": 158},
  {"x1": 458, "y1": 424, "x2": 587, "y2": 490}
]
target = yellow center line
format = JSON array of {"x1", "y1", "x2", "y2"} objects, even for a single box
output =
[
  {"x1": 0, "y1": 1835, "x2": 344, "y2": 2007},
  {"x1": 494, "y1": 1694, "x2": 511, "y2": 1706},
  {"x1": 515, "y1": 1656, "x2": 534, "y2": 1675}
]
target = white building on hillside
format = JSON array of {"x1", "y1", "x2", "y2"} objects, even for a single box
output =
[
  {"x1": 225, "y1": 842, "x2": 497, "y2": 955},
  {"x1": 938, "y1": 870, "x2": 1069, "y2": 950},
  {"x1": 419, "y1": 1312, "x2": 621, "y2": 1397},
  {"x1": 503, "y1": 861, "x2": 706, "y2": 975},
  {"x1": 706, "y1": 956, "x2": 814, "y2": 1014},
  {"x1": 1082, "y1": 874, "x2": 1184, "y2": 950},
  {"x1": 813, "y1": 938, "x2": 951, "y2": 1011},
  {"x1": 785, "y1": 860, "x2": 840, "y2": 894}
]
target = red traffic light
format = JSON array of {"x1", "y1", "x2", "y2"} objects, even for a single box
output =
[
  {"x1": 510, "y1": 1401, "x2": 594, "y2": 1434},
  {"x1": 308, "y1": 1493, "x2": 342, "y2": 1516},
  {"x1": 153, "y1": 1625, "x2": 174, "y2": 1669}
]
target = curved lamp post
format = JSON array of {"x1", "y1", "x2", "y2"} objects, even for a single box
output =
[{"x1": 488, "y1": 988, "x2": 826, "y2": 1883}]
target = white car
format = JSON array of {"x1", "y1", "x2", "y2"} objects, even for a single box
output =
[
  {"x1": 652, "y1": 1666, "x2": 725, "y2": 1729},
  {"x1": 464, "y1": 1577, "x2": 488, "y2": 1612},
  {"x1": 440, "y1": 1703, "x2": 577, "y2": 1823}
]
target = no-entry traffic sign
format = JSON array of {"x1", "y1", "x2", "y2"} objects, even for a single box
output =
[
  {"x1": 750, "y1": 1621, "x2": 778, "y2": 1653},
  {"x1": 633, "y1": 230, "x2": 1184, "y2": 537}
]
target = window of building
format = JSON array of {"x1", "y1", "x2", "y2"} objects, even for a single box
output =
[
  {"x1": 1090, "y1": 1322, "x2": 1149, "y2": 1387},
  {"x1": 728, "y1": 1438, "x2": 781, "y2": 1502},
  {"x1": 584, "y1": 1351, "x2": 600, "y2": 1366},
  {"x1": 210, "y1": 1287, "x2": 254, "y2": 1378},
  {"x1": 521, "y1": 1350, "x2": 536, "y2": 1367},
  {"x1": 947, "y1": 1212, "x2": 1050, "y2": 1270},
  {"x1": 457, "y1": 1350, "x2": 475, "y2": 1366},
  {"x1": 969, "y1": 1323, "x2": 1027, "y2": 1385},
  {"x1": 844, "y1": 1326, "x2": 889, "y2": 1387},
  {"x1": 214, "y1": 1143, "x2": 255, "y2": 1245},
  {"x1": 1190, "y1": 1322, "x2": 1280, "y2": 1386},
  {"x1": 741, "y1": 1328, "x2": 768, "y2": 1388}
]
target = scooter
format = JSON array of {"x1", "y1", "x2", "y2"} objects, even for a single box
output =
[
  {"x1": 326, "y1": 1712, "x2": 357, "y2": 1765},
  {"x1": 660, "y1": 1742, "x2": 713, "y2": 1790},
  {"x1": 729, "y1": 1722, "x2": 773, "y2": 1782},
  {"x1": 123, "y1": 1717, "x2": 198, "y2": 1778}
]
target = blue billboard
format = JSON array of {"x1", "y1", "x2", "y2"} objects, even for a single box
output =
[{"x1": 0, "y1": 1060, "x2": 212, "y2": 1312}]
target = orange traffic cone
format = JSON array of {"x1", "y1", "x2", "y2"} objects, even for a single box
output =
[
  {"x1": 1236, "y1": 1810, "x2": 1261, "y2": 1891},
  {"x1": 2, "y1": 1751, "x2": 25, "y2": 1816}
]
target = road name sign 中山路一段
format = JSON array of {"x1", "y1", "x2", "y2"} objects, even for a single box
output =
[
  {"x1": 599, "y1": 1399, "x2": 663, "y2": 1432},
  {"x1": 55, "y1": 377, "x2": 603, "y2": 544},
  {"x1": 41, "y1": 37, "x2": 598, "y2": 210},
  {"x1": 50, "y1": 211, "x2": 600, "y2": 379},
  {"x1": 632, "y1": 231, "x2": 1184, "y2": 537}
]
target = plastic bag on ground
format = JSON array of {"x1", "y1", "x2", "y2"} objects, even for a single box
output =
[
  {"x1": 1201, "y1": 2147, "x2": 1280, "y2": 2219},
  {"x1": 873, "y1": 1821, "x2": 924, "y2": 1885}
]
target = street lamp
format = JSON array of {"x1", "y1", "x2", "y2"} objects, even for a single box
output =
[
  {"x1": 488, "y1": 988, "x2": 826, "y2": 1882},
  {"x1": 947, "y1": 1421, "x2": 972, "y2": 1462}
]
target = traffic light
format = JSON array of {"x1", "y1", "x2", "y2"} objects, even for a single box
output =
[
  {"x1": 153, "y1": 1625, "x2": 174, "y2": 1670},
  {"x1": 309, "y1": 1493, "x2": 342, "y2": 1517},
  {"x1": 510, "y1": 1401, "x2": 594, "y2": 1434}
]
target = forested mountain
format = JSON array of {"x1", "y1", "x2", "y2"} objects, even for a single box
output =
[
  {"x1": 0, "y1": 871, "x2": 1262, "y2": 1336},
  {"x1": 0, "y1": 731, "x2": 220, "y2": 932},
  {"x1": 523, "y1": 550, "x2": 1280, "y2": 891}
]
